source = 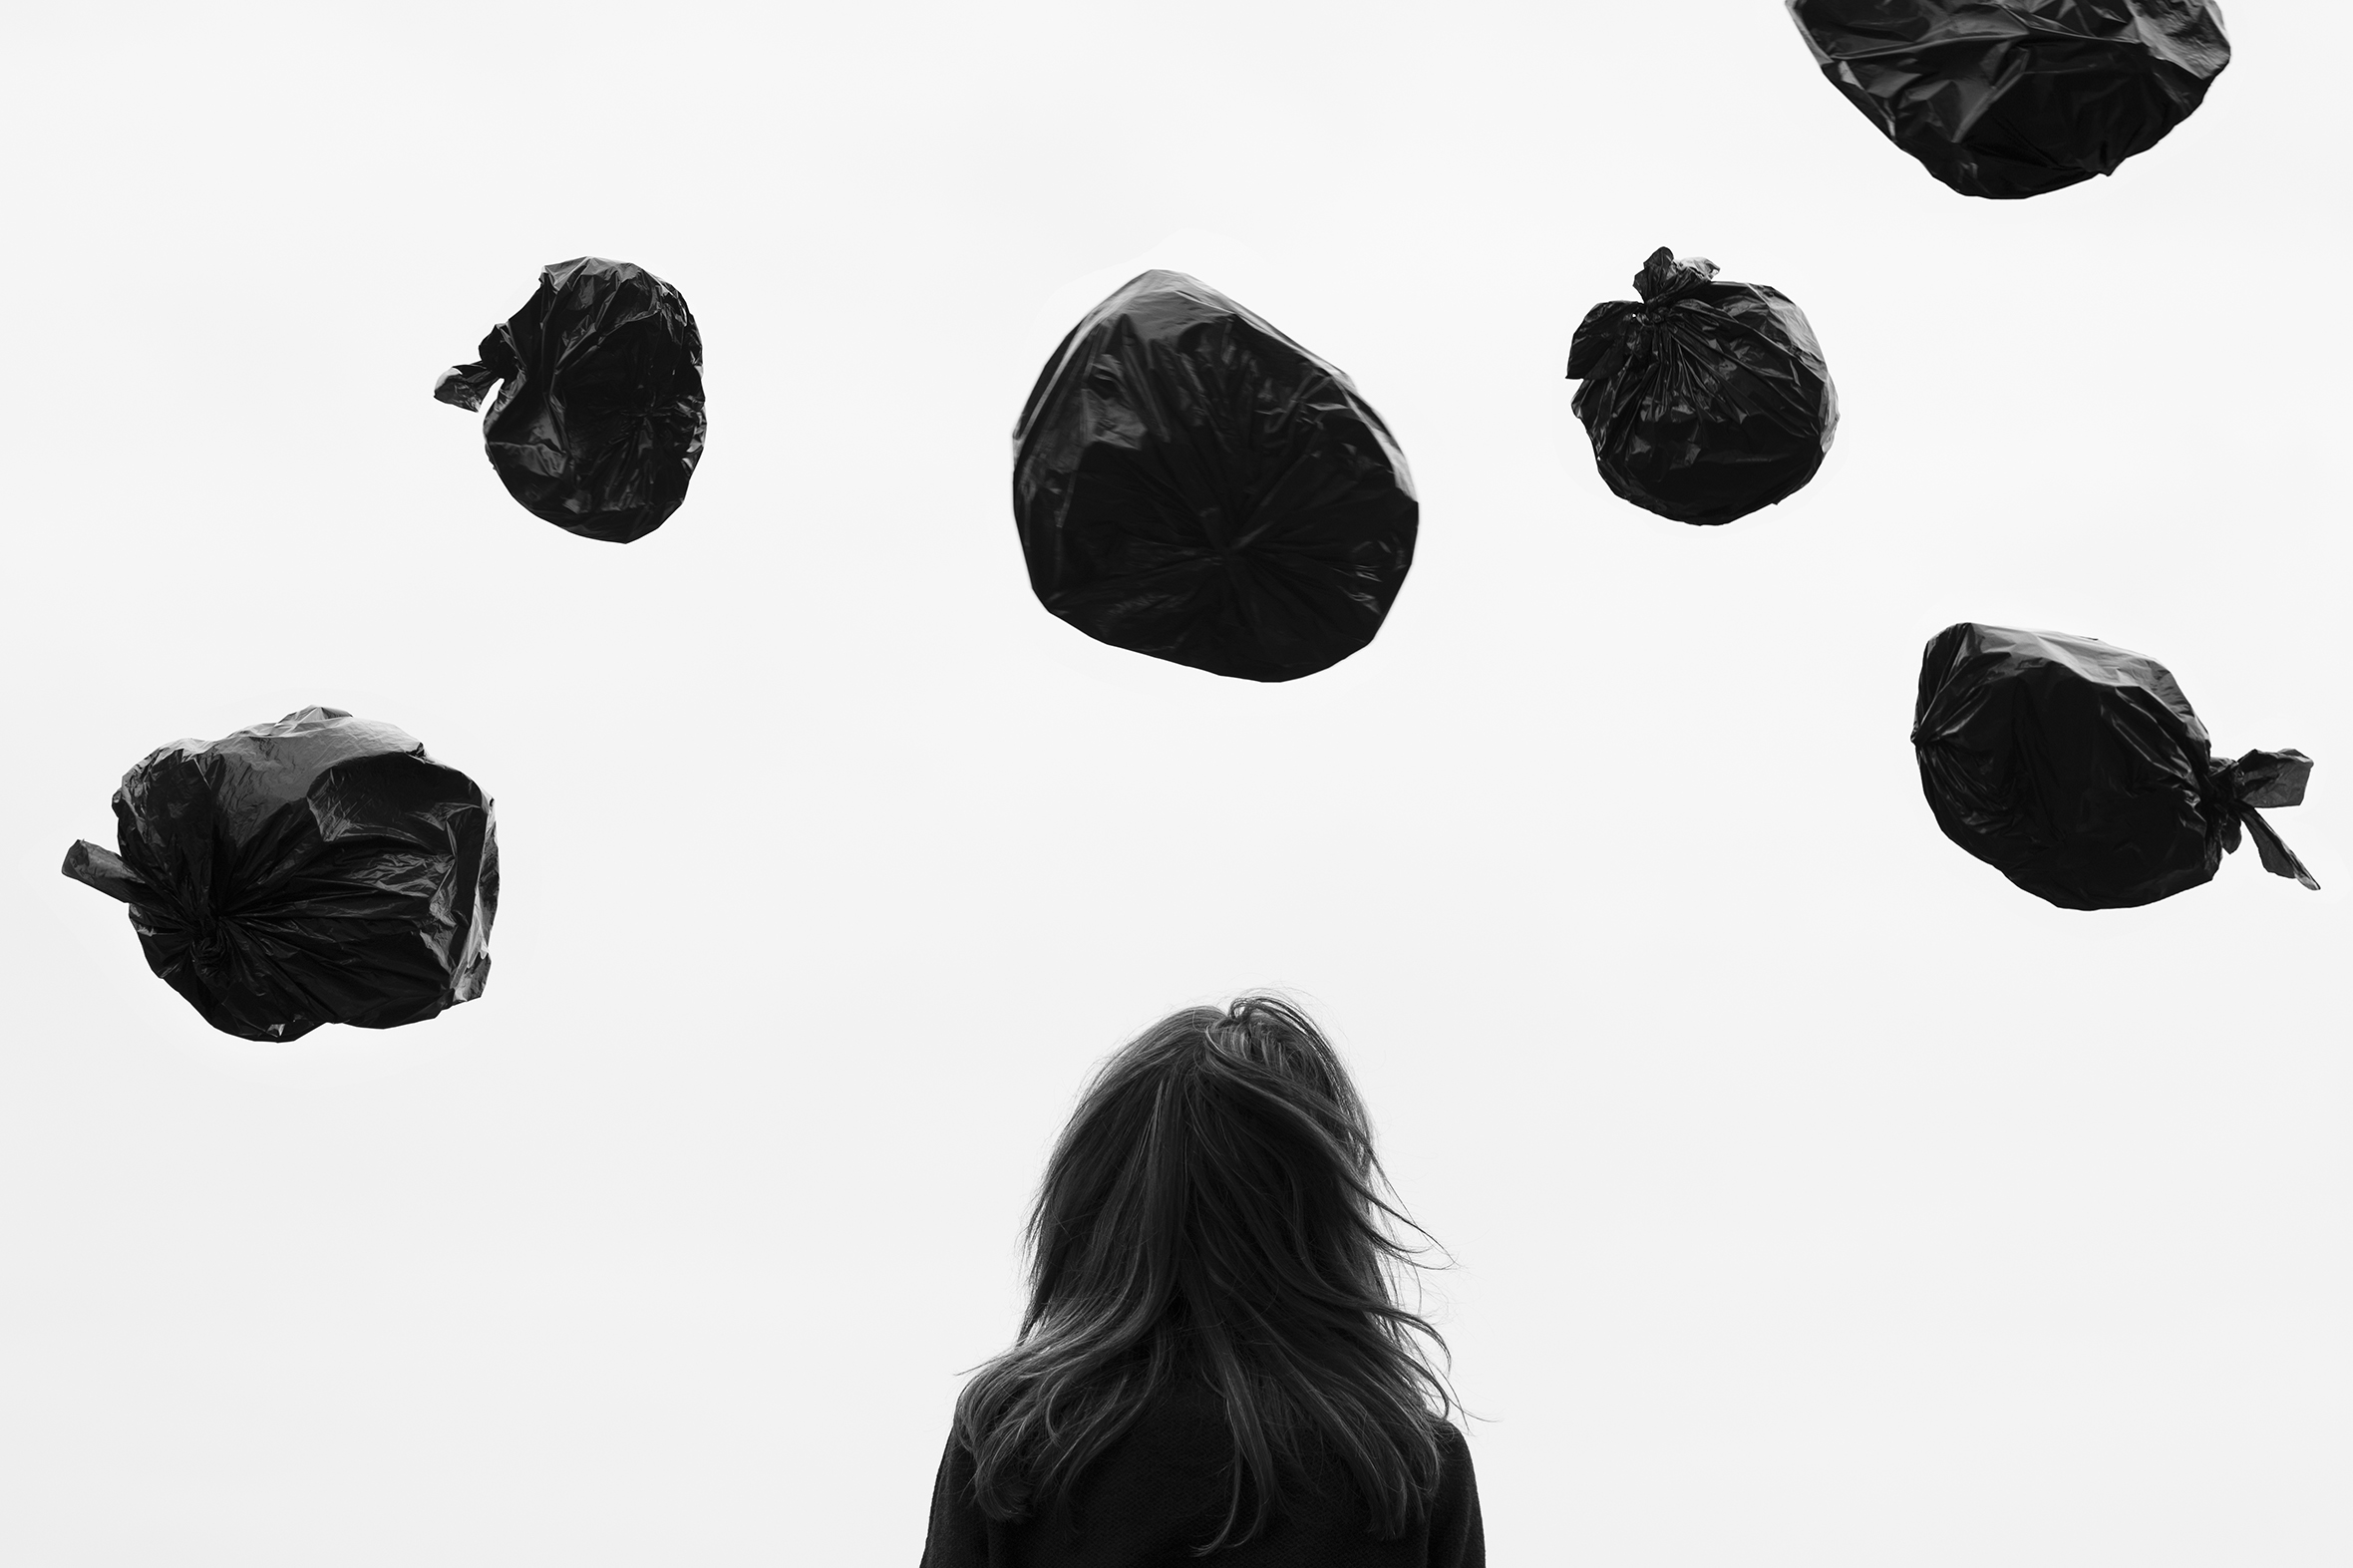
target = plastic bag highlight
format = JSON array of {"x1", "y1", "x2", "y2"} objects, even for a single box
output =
[
  {"x1": 1566, "y1": 248, "x2": 1837, "y2": 528},
  {"x1": 1787, "y1": 0, "x2": 2230, "y2": 199},
  {"x1": 436, "y1": 257, "x2": 705, "y2": 543},
  {"x1": 1012, "y1": 270, "x2": 1417, "y2": 682},
  {"x1": 1911, "y1": 623, "x2": 2317, "y2": 910},
  {"x1": 63, "y1": 707, "x2": 499, "y2": 1041}
]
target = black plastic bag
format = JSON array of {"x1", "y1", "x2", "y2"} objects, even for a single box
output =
[
  {"x1": 63, "y1": 707, "x2": 499, "y2": 1041},
  {"x1": 436, "y1": 256, "x2": 705, "y2": 543},
  {"x1": 1565, "y1": 248, "x2": 1838, "y2": 528},
  {"x1": 1012, "y1": 270, "x2": 1418, "y2": 682},
  {"x1": 1911, "y1": 623, "x2": 2317, "y2": 909},
  {"x1": 1787, "y1": 0, "x2": 2230, "y2": 199}
]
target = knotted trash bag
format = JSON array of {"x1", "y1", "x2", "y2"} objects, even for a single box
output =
[
  {"x1": 436, "y1": 256, "x2": 705, "y2": 543},
  {"x1": 1566, "y1": 248, "x2": 1838, "y2": 527},
  {"x1": 1012, "y1": 269, "x2": 1418, "y2": 682},
  {"x1": 1911, "y1": 623, "x2": 2318, "y2": 909},
  {"x1": 1787, "y1": 0, "x2": 2230, "y2": 199},
  {"x1": 63, "y1": 707, "x2": 500, "y2": 1041}
]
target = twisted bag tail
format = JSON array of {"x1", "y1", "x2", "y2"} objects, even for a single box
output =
[
  {"x1": 62, "y1": 839, "x2": 151, "y2": 904},
  {"x1": 434, "y1": 332, "x2": 519, "y2": 412},
  {"x1": 2211, "y1": 749, "x2": 2321, "y2": 890}
]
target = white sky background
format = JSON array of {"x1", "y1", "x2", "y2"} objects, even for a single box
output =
[{"x1": 2, "y1": 2, "x2": 2346, "y2": 1562}]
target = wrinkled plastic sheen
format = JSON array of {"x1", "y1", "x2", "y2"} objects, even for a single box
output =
[
  {"x1": 1787, "y1": 0, "x2": 2230, "y2": 199},
  {"x1": 1910, "y1": 623, "x2": 2317, "y2": 909},
  {"x1": 437, "y1": 256, "x2": 705, "y2": 543},
  {"x1": 1566, "y1": 249, "x2": 1838, "y2": 527},
  {"x1": 1012, "y1": 270, "x2": 1418, "y2": 682},
  {"x1": 63, "y1": 707, "x2": 500, "y2": 1041}
]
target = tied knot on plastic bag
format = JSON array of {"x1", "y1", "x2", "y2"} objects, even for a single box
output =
[
  {"x1": 65, "y1": 836, "x2": 260, "y2": 1006},
  {"x1": 2204, "y1": 749, "x2": 2321, "y2": 889},
  {"x1": 1631, "y1": 247, "x2": 1719, "y2": 305},
  {"x1": 1586, "y1": 251, "x2": 1727, "y2": 359},
  {"x1": 61, "y1": 843, "x2": 244, "y2": 967},
  {"x1": 170, "y1": 892, "x2": 234, "y2": 977}
]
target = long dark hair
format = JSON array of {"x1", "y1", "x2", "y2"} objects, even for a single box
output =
[{"x1": 953, "y1": 994, "x2": 1460, "y2": 1553}]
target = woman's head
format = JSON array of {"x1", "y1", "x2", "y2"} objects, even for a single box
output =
[{"x1": 955, "y1": 994, "x2": 1457, "y2": 1552}]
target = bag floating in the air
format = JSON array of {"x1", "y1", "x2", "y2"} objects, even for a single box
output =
[
  {"x1": 1911, "y1": 623, "x2": 2317, "y2": 910},
  {"x1": 63, "y1": 707, "x2": 500, "y2": 1041},
  {"x1": 1012, "y1": 270, "x2": 1418, "y2": 682},
  {"x1": 1566, "y1": 248, "x2": 1837, "y2": 527},
  {"x1": 437, "y1": 256, "x2": 705, "y2": 543},
  {"x1": 1787, "y1": 0, "x2": 2231, "y2": 199}
]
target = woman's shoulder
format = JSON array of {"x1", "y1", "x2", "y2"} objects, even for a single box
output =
[
  {"x1": 1427, "y1": 1410, "x2": 1472, "y2": 1447},
  {"x1": 1427, "y1": 1412, "x2": 1476, "y2": 1479}
]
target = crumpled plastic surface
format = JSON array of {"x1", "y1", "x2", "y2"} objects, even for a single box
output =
[
  {"x1": 1012, "y1": 270, "x2": 1418, "y2": 682},
  {"x1": 1911, "y1": 623, "x2": 2318, "y2": 909},
  {"x1": 1566, "y1": 249, "x2": 1838, "y2": 527},
  {"x1": 437, "y1": 256, "x2": 705, "y2": 543},
  {"x1": 63, "y1": 707, "x2": 499, "y2": 1041},
  {"x1": 1787, "y1": 0, "x2": 2230, "y2": 199}
]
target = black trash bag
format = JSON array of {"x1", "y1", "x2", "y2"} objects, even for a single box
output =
[
  {"x1": 63, "y1": 707, "x2": 500, "y2": 1041},
  {"x1": 436, "y1": 256, "x2": 705, "y2": 543},
  {"x1": 1911, "y1": 623, "x2": 2318, "y2": 909},
  {"x1": 1787, "y1": 0, "x2": 2230, "y2": 199},
  {"x1": 1011, "y1": 270, "x2": 1418, "y2": 682},
  {"x1": 1565, "y1": 248, "x2": 1838, "y2": 527}
]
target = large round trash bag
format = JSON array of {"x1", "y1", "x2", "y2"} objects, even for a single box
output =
[
  {"x1": 63, "y1": 707, "x2": 500, "y2": 1040},
  {"x1": 1910, "y1": 623, "x2": 2318, "y2": 909},
  {"x1": 1566, "y1": 248, "x2": 1838, "y2": 527},
  {"x1": 1012, "y1": 270, "x2": 1418, "y2": 683},
  {"x1": 1787, "y1": 0, "x2": 2231, "y2": 199},
  {"x1": 436, "y1": 256, "x2": 706, "y2": 543}
]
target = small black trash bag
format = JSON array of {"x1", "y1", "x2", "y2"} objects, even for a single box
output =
[
  {"x1": 1012, "y1": 270, "x2": 1418, "y2": 682},
  {"x1": 1565, "y1": 248, "x2": 1838, "y2": 528},
  {"x1": 436, "y1": 256, "x2": 705, "y2": 543},
  {"x1": 1787, "y1": 0, "x2": 2230, "y2": 199},
  {"x1": 1911, "y1": 623, "x2": 2318, "y2": 909},
  {"x1": 63, "y1": 707, "x2": 499, "y2": 1041}
]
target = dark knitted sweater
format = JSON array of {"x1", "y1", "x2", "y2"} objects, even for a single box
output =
[{"x1": 917, "y1": 1384, "x2": 1485, "y2": 1567}]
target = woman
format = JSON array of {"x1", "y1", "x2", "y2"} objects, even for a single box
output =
[{"x1": 919, "y1": 995, "x2": 1484, "y2": 1565}]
